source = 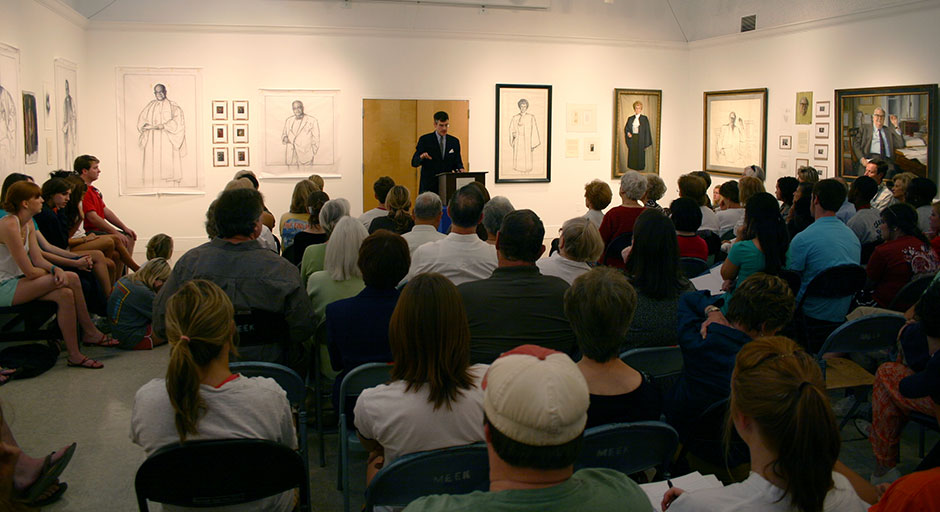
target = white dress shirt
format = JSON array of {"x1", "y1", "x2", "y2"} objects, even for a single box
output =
[
  {"x1": 536, "y1": 253, "x2": 592, "y2": 285},
  {"x1": 407, "y1": 232, "x2": 497, "y2": 285},
  {"x1": 401, "y1": 224, "x2": 446, "y2": 254},
  {"x1": 699, "y1": 205, "x2": 721, "y2": 234}
]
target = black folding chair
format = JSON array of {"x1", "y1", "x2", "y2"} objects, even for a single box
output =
[
  {"x1": 233, "y1": 309, "x2": 301, "y2": 374},
  {"x1": 679, "y1": 257, "x2": 709, "y2": 279},
  {"x1": 0, "y1": 302, "x2": 61, "y2": 345},
  {"x1": 576, "y1": 421, "x2": 679, "y2": 479},
  {"x1": 887, "y1": 273, "x2": 935, "y2": 312},
  {"x1": 793, "y1": 264, "x2": 867, "y2": 352},
  {"x1": 620, "y1": 346, "x2": 684, "y2": 398},
  {"x1": 602, "y1": 232, "x2": 632, "y2": 267}
]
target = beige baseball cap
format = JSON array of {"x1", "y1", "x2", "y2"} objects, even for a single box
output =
[{"x1": 483, "y1": 345, "x2": 590, "y2": 446}]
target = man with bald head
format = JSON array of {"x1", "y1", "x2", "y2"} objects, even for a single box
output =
[
  {"x1": 282, "y1": 99, "x2": 320, "y2": 169},
  {"x1": 137, "y1": 83, "x2": 186, "y2": 184},
  {"x1": 852, "y1": 106, "x2": 904, "y2": 173}
]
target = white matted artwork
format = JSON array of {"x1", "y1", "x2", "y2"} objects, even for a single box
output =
[
  {"x1": 495, "y1": 84, "x2": 551, "y2": 183},
  {"x1": 703, "y1": 88, "x2": 767, "y2": 176},
  {"x1": 116, "y1": 67, "x2": 202, "y2": 195},
  {"x1": 0, "y1": 43, "x2": 22, "y2": 175},
  {"x1": 566, "y1": 104, "x2": 596, "y2": 133},
  {"x1": 261, "y1": 89, "x2": 336, "y2": 178},
  {"x1": 54, "y1": 58, "x2": 77, "y2": 170}
]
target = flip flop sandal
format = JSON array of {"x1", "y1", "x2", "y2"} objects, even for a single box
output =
[
  {"x1": 28, "y1": 480, "x2": 67, "y2": 507},
  {"x1": 81, "y1": 333, "x2": 119, "y2": 347},
  {"x1": 66, "y1": 357, "x2": 103, "y2": 369},
  {"x1": 0, "y1": 367, "x2": 14, "y2": 386},
  {"x1": 19, "y1": 443, "x2": 76, "y2": 503}
]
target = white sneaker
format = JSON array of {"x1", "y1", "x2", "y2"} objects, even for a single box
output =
[
  {"x1": 870, "y1": 467, "x2": 901, "y2": 486},
  {"x1": 854, "y1": 418, "x2": 872, "y2": 438},
  {"x1": 832, "y1": 396, "x2": 856, "y2": 417}
]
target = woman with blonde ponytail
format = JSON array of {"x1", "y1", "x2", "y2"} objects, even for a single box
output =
[
  {"x1": 131, "y1": 280, "x2": 296, "y2": 511},
  {"x1": 663, "y1": 337, "x2": 872, "y2": 512}
]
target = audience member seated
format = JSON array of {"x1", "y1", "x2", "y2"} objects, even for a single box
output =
[
  {"x1": 869, "y1": 468, "x2": 940, "y2": 511},
  {"x1": 307, "y1": 174, "x2": 324, "y2": 192},
  {"x1": 233, "y1": 170, "x2": 277, "y2": 229},
  {"x1": 929, "y1": 202, "x2": 940, "y2": 255},
  {"x1": 402, "y1": 192, "x2": 446, "y2": 254},
  {"x1": 75, "y1": 154, "x2": 138, "y2": 257},
  {"x1": 1, "y1": 402, "x2": 76, "y2": 508},
  {"x1": 224, "y1": 178, "x2": 278, "y2": 252},
  {"x1": 369, "y1": 185, "x2": 415, "y2": 235},
  {"x1": 300, "y1": 198, "x2": 349, "y2": 284},
  {"x1": 108, "y1": 258, "x2": 170, "y2": 350},
  {"x1": 733, "y1": 176, "x2": 766, "y2": 237},
  {"x1": 565, "y1": 267, "x2": 661, "y2": 428},
  {"x1": 307, "y1": 216, "x2": 367, "y2": 327},
  {"x1": 890, "y1": 172, "x2": 918, "y2": 204},
  {"x1": 869, "y1": 281, "x2": 940, "y2": 483},
  {"x1": 284, "y1": 190, "x2": 329, "y2": 266},
  {"x1": 359, "y1": 176, "x2": 395, "y2": 229},
  {"x1": 622, "y1": 209, "x2": 694, "y2": 349},
  {"x1": 279, "y1": 178, "x2": 318, "y2": 249},
  {"x1": 0, "y1": 181, "x2": 115, "y2": 369},
  {"x1": 678, "y1": 174, "x2": 719, "y2": 234},
  {"x1": 599, "y1": 171, "x2": 647, "y2": 268},
  {"x1": 153, "y1": 187, "x2": 314, "y2": 373},
  {"x1": 407, "y1": 184, "x2": 496, "y2": 285},
  {"x1": 145, "y1": 233, "x2": 173, "y2": 260},
  {"x1": 583, "y1": 179, "x2": 612, "y2": 228},
  {"x1": 131, "y1": 280, "x2": 296, "y2": 512},
  {"x1": 403, "y1": 345, "x2": 652, "y2": 512},
  {"x1": 670, "y1": 197, "x2": 708, "y2": 261},
  {"x1": 664, "y1": 273, "x2": 794, "y2": 441},
  {"x1": 720, "y1": 192, "x2": 789, "y2": 312},
  {"x1": 834, "y1": 177, "x2": 858, "y2": 224},
  {"x1": 355, "y1": 273, "x2": 486, "y2": 484},
  {"x1": 776, "y1": 176, "x2": 799, "y2": 218},
  {"x1": 481, "y1": 196, "x2": 514, "y2": 245},
  {"x1": 743, "y1": 164, "x2": 765, "y2": 182},
  {"x1": 865, "y1": 204, "x2": 939, "y2": 308},
  {"x1": 846, "y1": 176, "x2": 883, "y2": 245},
  {"x1": 786, "y1": 182, "x2": 815, "y2": 240},
  {"x1": 715, "y1": 181, "x2": 743, "y2": 238},
  {"x1": 866, "y1": 159, "x2": 896, "y2": 211},
  {"x1": 327, "y1": 230, "x2": 409, "y2": 409},
  {"x1": 786, "y1": 179, "x2": 861, "y2": 323},
  {"x1": 459, "y1": 210, "x2": 577, "y2": 364},
  {"x1": 643, "y1": 173, "x2": 667, "y2": 210},
  {"x1": 663, "y1": 336, "x2": 871, "y2": 512},
  {"x1": 907, "y1": 178, "x2": 937, "y2": 234},
  {"x1": 797, "y1": 165, "x2": 820, "y2": 184},
  {"x1": 537, "y1": 217, "x2": 602, "y2": 285},
  {"x1": 690, "y1": 171, "x2": 714, "y2": 209}
]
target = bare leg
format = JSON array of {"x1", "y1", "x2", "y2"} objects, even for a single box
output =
[
  {"x1": 12, "y1": 275, "x2": 101, "y2": 366},
  {"x1": 1, "y1": 415, "x2": 72, "y2": 493},
  {"x1": 72, "y1": 250, "x2": 113, "y2": 297},
  {"x1": 61, "y1": 272, "x2": 105, "y2": 343}
]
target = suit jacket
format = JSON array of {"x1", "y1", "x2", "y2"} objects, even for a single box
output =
[
  {"x1": 852, "y1": 123, "x2": 904, "y2": 162},
  {"x1": 411, "y1": 132, "x2": 463, "y2": 194}
]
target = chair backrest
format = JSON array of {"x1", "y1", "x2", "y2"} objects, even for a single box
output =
[
  {"x1": 135, "y1": 439, "x2": 305, "y2": 511},
  {"x1": 339, "y1": 362, "x2": 393, "y2": 401},
  {"x1": 888, "y1": 273, "x2": 935, "y2": 312},
  {"x1": 575, "y1": 421, "x2": 679, "y2": 476},
  {"x1": 681, "y1": 398, "x2": 749, "y2": 469},
  {"x1": 816, "y1": 313, "x2": 906, "y2": 359},
  {"x1": 777, "y1": 269, "x2": 802, "y2": 298},
  {"x1": 365, "y1": 443, "x2": 489, "y2": 508},
  {"x1": 620, "y1": 346, "x2": 683, "y2": 381},
  {"x1": 234, "y1": 309, "x2": 290, "y2": 348},
  {"x1": 603, "y1": 232, "x2": 632, "y2": 265},
  {"x1": 229, "y1": 361, "x2": 305, "y2": 407},
  {"x1": 679, "y1": 257, "x2": 710, "y2": 279},
  {"x1": 798, "y1": 264, "x2": 866, "y2": 313},
  {"x1": 697, "y1": 230, "x2": 721, "y2": 257}
]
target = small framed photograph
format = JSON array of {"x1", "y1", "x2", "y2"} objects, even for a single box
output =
[
  {"x1": 796, "y1": 158, "x2": 809, "y2": 169},
  {"x1": 232, "y1": 123, "x2": 248, "y2": 144},
  {"x1": 213, "y1": 147, "x2": 229, "y2": 167},
  {"x1": 815, "y1": 123, "x2": 829, "y2": 139},
  {"x1": 233, "y1": 100, "x2": 249, "y2": 120},
  {"x1": 779, "y1": 135, "x2": 792, "y2": 150},
  {"x1": 815, "y1": 101, "x2": 830, "y2": 118},
  {"x1": 212, "y1": 100, "x2": 228, "y2": 120},
  {"x1": 233, "y1": 146, "x2": 250, "y2": 167},
  {"x1": 212, "y1": 123, "x2": 228, "y2": 144},
  {"x1": 814, "y1": 144, "x2": 829, "y2": 160},
  {"x1": 816, "y1": 165, "x2": 828, "y2": 175}
]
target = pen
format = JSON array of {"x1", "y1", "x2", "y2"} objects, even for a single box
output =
[{"x1": 667, "y1": 479, "x2": 673, "y2": 488}]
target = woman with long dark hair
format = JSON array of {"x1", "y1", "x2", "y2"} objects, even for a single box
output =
[{"x1": 866, "y1": 203, "x2": 940, "y2": 307}]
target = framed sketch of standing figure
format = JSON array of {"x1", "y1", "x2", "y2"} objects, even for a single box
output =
[
  {"x1": 703, "y1": 88, "x2": 768, "y2": 177},
  {"x1": 612, "y1": 88, "x2": 661, "y2": 178},
  {"x1": 54, "y1": 58, "x2": 77, "y2": 170},
  {"x1": 0, "y1": 43, "x2": 22, "y2": 174},
  {"x1": 496, "y1": 84, "x2": 551, "y2": 183}
]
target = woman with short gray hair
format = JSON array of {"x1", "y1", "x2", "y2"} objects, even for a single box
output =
[
  {"x1": 537, "y1": 217, "x2": 603, "y2": 285},
  {"x1": 598, "y1": 171, "x2": 647, "y2": 268},
  {"x1": 481, "y1": 196, "x2": 515, "y2": 244},
  {"x1": 301, "y1": 198, "x2": 351, "y2": 284}
]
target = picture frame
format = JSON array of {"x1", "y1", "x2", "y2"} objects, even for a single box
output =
[
  {"x1": 779, "y1": 135, "x2": 792, "y2": 150},
  {"x1": 796, "y1": 158, "x2": 809, "y2": 169},
  {"x1": 611, "y1": 88, "x2": 662, "y2": 178},
  {"x1": 213, "y1": 147, "x2": 228, "y2": 167},
  {"x1": 212, "y1": 100, "x2": 227, "y2": 120},
  {"x1": 816, "y1": 101, "x2": 830, "y2": 118},
  {"x1": 212, "y1": 123, "x2": 228, "y2": 144},
  {"x1": 816, "y1": 165, "x2": 828, "y2": 176},
  {"x1": 233, "y1": 146, "x2": 250, "y2": 167},
  {"x1": 495, "y1": 83, "x2": 551, "y2": 183},
  {"x1": 814, "y1": 144, "x2": 829, "y2": 160},
  {"x1": 835, "y1": 84, "x2": 938, "y2": 182},
  {"x1": 796, "y1": 91, "x2": 813, "y2": 125},
  {"x1": 233, "y1": 100, "x2": 249, "y2": 120},
  {"x1": 815, "y1": 123, "x2": 830, "y2": 139},
  {"x1": 703, "y1": 88, "x2": 768, "y2": 177},
  {"x1": 232, "y1": 123, "x2": 248, "y2": 143}
]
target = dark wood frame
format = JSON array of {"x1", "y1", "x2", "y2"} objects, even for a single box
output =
[
  {"x1": 702, "y1": 88, "x2": 768, "y2": 177},
  {"x1": 611, "y1": 88, "x2": 662, "y2": 178},
  {"x1": 495, "y1": 83, "x2": 551, "y2": 183}
]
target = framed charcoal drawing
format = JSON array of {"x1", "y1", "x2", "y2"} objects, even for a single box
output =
[
  {"x1": 495, "y1": 84, "x2": 551, "y2": 183},
  {"x1": 703, "y1": 88, "x2": 767, "y2": 177},
  {"x1": 612, "y1": 88, "x2": 661, "y2": 178}
]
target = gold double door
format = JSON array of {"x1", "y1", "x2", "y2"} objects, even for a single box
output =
[{"x1": 362, "y1": 99, "x2": 469, "y2": 211}]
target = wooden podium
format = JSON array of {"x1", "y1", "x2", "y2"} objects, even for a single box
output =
[{"x1": 436, "y1": 171, "x2": 487, "y2": 205}]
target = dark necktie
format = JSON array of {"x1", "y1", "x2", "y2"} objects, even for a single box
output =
[
  {"x1": 878, "y1": 129, "x2": 887, "y2": 157},
  {"x1": 439, "y1": 135, "x2": 445, "y2": 158}
]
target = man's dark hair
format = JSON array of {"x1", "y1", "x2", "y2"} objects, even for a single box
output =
[
  {"x1": 906, "y1": 178, "x2": 937, "y2": 208},
  {"x1": 669, "y1": 197, "x2": 703, "y2": 232},
  {"x1": 849, "y1": 176, "x2": 878, "y2": 206},
  {"x1": 719, "y1": 181, "x2": 739, "y2": 204},
  {"x1": 485, "y1": 415, "x2": 583, "y2": 470},
  {"x1": 812, "y1": 179, "x2": 846, "y2": 213},
  {"x1": 497, "y1": 209, "x2": 544, "y2": 263},
  {"x1": 214, "y1": 188, "x2": 263, "y2": 238},
  {"x1": 869, "y1": 158, "x2": 889, "y2": 179},
  {"x1": 447, "y1": 184, "x2": 485, "y2": 228},
  {"x1": 777, "y1": 176, "x2": 799, "y2": 205},
  {"x1": 373, "y1": 176, "x2": 395, "y2": 204},
  {"x1": 74, "y1": 154, "x2": 99, "y2": 174},
  {"x1": 358, "y1": 230, "x2": 410, "y2": 289},
  {"x1": 234, "y1": 170, "x2": 260, "y2": 189},
  {"x1": 690, "y1": 170, "x2": 712, "y2": 188},
  {"x1": 433, "y1": 111, "x2": 449, "y2": 123}
]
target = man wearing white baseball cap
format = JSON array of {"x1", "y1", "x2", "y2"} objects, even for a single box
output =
[{"x1": 403, "y1": 344, "x2": 653, "y2": 511}]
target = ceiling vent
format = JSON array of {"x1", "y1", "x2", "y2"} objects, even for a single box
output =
[{"x1": 740, "y1": 14, "x2": 756, "y2": 33}]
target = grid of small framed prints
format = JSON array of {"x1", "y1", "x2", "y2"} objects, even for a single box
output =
[{"x1": 211, "y1": 100, "x2": 250, "y2": 167}]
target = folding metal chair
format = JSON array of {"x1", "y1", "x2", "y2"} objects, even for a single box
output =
[
  {"x1": 620, "y1": 346, "x2": 684, "y2": 398},
  {"x1": 576, "y1": 421, "x2": 679, "y2": 479},
  {"x1": 887, "y1": 273, "x2": 935, "y2": 312},
  {"x1": 679, "y1": 257, "x2": 710, "y2": 279},
  {"x1": 793, "y1": 264, "x2": 867, "y2": 352}
]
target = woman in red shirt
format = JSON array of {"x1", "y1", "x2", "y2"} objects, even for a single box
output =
[
  {"x1": 867, "y1": 204, "x2": 940, "y2": 307},
  {"x1": 598, "y1": 171, "x2": 646, "y2": 268}
]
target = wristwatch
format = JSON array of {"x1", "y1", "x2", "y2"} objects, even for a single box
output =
[{"x1": 704, "y1": 305, "x2": 721, "y2": 315}]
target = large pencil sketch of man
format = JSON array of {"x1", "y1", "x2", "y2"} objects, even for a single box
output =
[
  {"x1": 282, "y1": 100, "x2": 320, "y2": 169},
  {"x1": 62, "y1": 79, "x2": 77, "y2": 166},
  {"x1": 510, "y1": 98, "x2": 540, "y2": 172},
  {"x1": 137, "y1": 83, "x2": 186, "y2": 184}
]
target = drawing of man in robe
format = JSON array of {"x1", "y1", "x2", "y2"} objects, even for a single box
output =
[
  {"x1": 0, "y1": 82, "x2": 15, "y2": 173},
  {"x1": 716, "y1": 111, "x2": 745, "y2": 166},
  {"x1": 510, "y1": 98, "x2": 540, "y2": 172},
  {"x1": 137, "y1": 83, "x2": 186, "y2": 185},
  {"x1": 62, "y1": 80, "x2": 77, "y2": 167},
  {"x1": 281, "y1": 100, "x2": 319, "y2": 169}
]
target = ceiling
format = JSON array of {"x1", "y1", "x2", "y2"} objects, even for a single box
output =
[{"x1": 59, "y1": 0, "x2": 934, "y2": 42}]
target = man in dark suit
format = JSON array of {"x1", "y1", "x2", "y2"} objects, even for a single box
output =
[
  {"x1": 623, "y1": 100, "x2": 652, "y2": 171},
  {"x1": 851, "y1": 107, "x2": 904, "y2": 174},
  {"x1": 411, "y1": 111, "x2": 464, "y2": 194}
]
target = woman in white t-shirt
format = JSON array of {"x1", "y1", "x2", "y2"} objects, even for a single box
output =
[
  {"x1": 663, "y1": 336, "x2": 874, "y2": 512},
  {"x1": 131, "y1": 280, "x2": 296, "y2": 512},
  {"x1": 354, "y1": 272, "x2": 486, "y2": 484}
]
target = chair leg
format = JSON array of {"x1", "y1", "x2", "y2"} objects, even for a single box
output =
[{"x1": 838, "y1": 395, "x2": 860, "y2": 431}]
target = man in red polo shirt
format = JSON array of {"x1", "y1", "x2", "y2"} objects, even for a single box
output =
[{"x1": 75, "y1": 154, "x2": 137, "y2": 253}]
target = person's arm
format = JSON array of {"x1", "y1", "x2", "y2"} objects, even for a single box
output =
[
  {"x1": 101, "y1": 207, "x2": 136, "y2": 240},
  {"x1": 852, "y1": 127, "x2": 867, "y2": 164},
  {"x1": 411, "y1": 135, "x2": 430, "y2": 167},
  {"x1": 453, "y1": 137, "x2": 464, "y2": 171},
  {"x1": 677, "y1": 291, "x2": 714, "y2": 348},
  {"x1": 151, "y1": 266, "x2": 185, "y2": 340},
  {"x1": 834, "y1": 460, "x2": 879, "y2": 505},
  {"x1": 0, "y1": 220, "x2": 45, "y2": 281},
  {"x1": 720, "y1": 245, "x2": 741, "y2": 281}
]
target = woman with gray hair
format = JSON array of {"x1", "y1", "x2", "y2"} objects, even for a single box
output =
[
  {"x1": 643, "y1": 173, "x2": 667, "y2": 210},
  {"x1": 301, "y1": 197, "x2": 350, "y2": 285},
  {"x1": 481, "y1": 196, "x2": 515, "y2": 245},
  {"x1": 598, "y1": 170, "x2": 647, "y2": 268},
  {"x1": 537, "y1": 217, "x2": 603, "y2": 285},
  {"x1": 307, "y1": 216, "x2": 368, "y2": 327}
]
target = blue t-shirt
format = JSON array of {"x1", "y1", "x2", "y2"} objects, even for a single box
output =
[
  {"x1": 786, "y1": 216, "x2": 861, "y2": 322},
  {"x1": 721, "y1": 239, "x2": 766, "y2": 313}
]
